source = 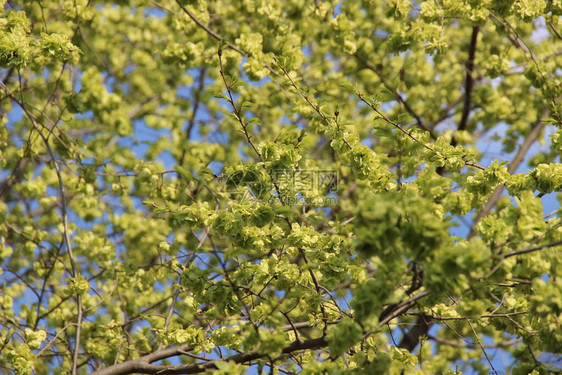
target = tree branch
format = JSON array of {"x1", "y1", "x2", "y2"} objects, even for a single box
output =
[
  {"x1": 93, "y1": 288, "x2": 431, "y2": 374},
  {"x1": 379, "y1": 291, "x2": 431, "y2": 326},
  {"x1": 454, "y1": 26, "x2": 479, "y2": 144},
  {"x1": 398, "y1": 315, "x2": 434, "y2": 352},
  {"x1": 174, "y1": 0, "x2": 245, "y2": 55},
  {"x1": 353, "y1": 53, "x2": 433, "y2": 137},
  {"x1": 468, "y1": 119, "x2": 545, "y2": 239},
  {"x1": 179, "y1": 67, "x2": 207, "y2": 166},
  {"x1": 1, "y1": 78, "x2": 84, "y2": 374},
  {"x1": 428, "y1": 335, "x2": 521, "y2": 349},
  {"x1": 503, "y1": 239, "x2": 562, "y2": 259},
  {"x1": 91, "y1": 338, "x2": 327, "y2": 375}
]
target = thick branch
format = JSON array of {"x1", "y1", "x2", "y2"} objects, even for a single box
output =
[
  {"x1": 399, "y1": 315, "x2": 434, "y2": 352},
  {"x1": 91, "y1": 338, "x2": 327, "y2": 375},
  {"x1": 435, "y1": 26, "x2": 478, "y2": 175},
  {"x1": 380, "y1": 291, "x2": 430, "y2": 326},
  {"x1": 454, "y1": 26, "x2": 479, "y2": 143},
  {"x1": 91, "y1": 344, "x2": 191, "y2": 375},
  {"x1": 1, "y1": 66, "x2": 14, "y2": 87}
]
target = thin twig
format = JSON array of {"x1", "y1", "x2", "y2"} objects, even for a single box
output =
[
  {"x1": 174, "y1": 0, "x2": 244, "y2": 55},
  {"x1": 179, "y1": 67, "x2": 207, "y2": 166},
  {"x1": 353, "y1": 53, "x2": 433, "y2": 137},
  {"x1": 466, "y1": 318, "x2": 498, "y2": 375},
  {"x1": 217, "y1": 50, "x2": 263, "y2": 160},
  {"x1": 276, "y1": 61, "x2": 352, "y2": 150},
  {"x1": 503, "y1": 239, "x2": 562, "y2": 258}
]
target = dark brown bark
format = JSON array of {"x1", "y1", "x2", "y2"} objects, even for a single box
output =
[
  {"x1": 399, "y1": 315, "x2": 434, "y2": 352},
  {"x1": 454, "y1": 26, "x2": 480, "y2": 143}
]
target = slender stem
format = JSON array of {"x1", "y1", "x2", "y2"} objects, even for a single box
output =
[
  {"x1": 503, "y1": 239, "x2": 562, "y2": 259},
  {"x1": 276, "y1": 62, "x2": 352, "y2": 149},
  {"x1": 217, "y1": 51, "x2": 263, "y2": 161},
  {"x1": 353, "y1": 53, "x2": 433, "y2": 137},
  {"x1": 174, "y1": 0, "x2": 244, "y2": 55}
]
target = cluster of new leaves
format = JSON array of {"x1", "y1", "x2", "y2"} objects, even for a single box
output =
[{"x1": 0, "y1": 0, "x2": 561, "y2": 374}]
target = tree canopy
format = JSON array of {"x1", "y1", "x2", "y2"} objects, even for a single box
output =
[{"x1": 1, "y1": 0, "x2": 561, "y2": 374}]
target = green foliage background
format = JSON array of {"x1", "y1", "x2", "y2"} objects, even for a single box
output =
[{"x1": 0, "y1": 0, "x2": 561, "y2": 374}]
